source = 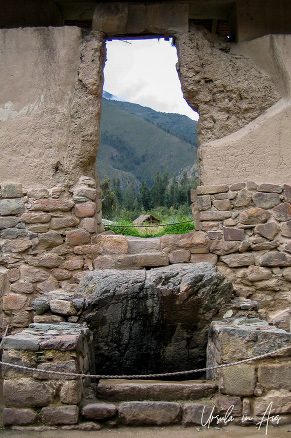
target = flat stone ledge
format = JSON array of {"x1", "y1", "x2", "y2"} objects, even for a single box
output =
[{"x1": 97, "y1": 379, "x2": 217, "y2": 402}]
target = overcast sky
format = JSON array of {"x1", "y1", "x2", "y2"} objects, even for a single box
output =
[{"x1": 103, "y1": 38, "x2": 199, "y2": 121}]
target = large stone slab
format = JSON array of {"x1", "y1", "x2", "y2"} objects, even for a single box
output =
[
  {"x1": 79, "y1": 263, "x2": 232, "y2": 375},
  {"x1": 96, "y1": 379, "x2": 217, "y2": 401}
]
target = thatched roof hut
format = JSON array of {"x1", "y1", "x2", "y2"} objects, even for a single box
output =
[{"x1": 133, "y1": 214, "x2": 160, "y2": 225}]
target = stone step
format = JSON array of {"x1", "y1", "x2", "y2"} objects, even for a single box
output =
[
  {"x1": 116, "y1": 252, "x2": 169, "y2": 268},
  {"x1": 126, "y1": 236, "x2": 161, "y2": 254},
  {"x1": 96, "y1": 379, "x2": 217, "y2": 402}
]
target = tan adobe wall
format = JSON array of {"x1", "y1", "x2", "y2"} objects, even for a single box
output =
[
  {"x1": 176, "y1": 31, "x2": 291, "y2": 186},
  {"x1": 0, "y1": 27, "x2": 105, "y2": 189}
]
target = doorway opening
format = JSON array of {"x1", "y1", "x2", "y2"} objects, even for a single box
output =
[{"x1": 97, "y1": 37, "x2": 199, "y2": 233}]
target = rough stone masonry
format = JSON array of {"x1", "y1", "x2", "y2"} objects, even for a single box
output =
[{"x1": 0, "y1": 0, "x2": 290, "y2": 430}]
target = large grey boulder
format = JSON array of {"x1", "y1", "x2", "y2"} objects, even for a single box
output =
[{"x1": 78, "y1": 263, "x2": 232, "y2": 376}]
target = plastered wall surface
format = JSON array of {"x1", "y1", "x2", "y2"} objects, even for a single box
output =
[
  {"x1": 0, "y1": 27, "x2": 105, "y2": 189},
  {"x1": 176, "y1": 31, "x2": 291, "y2": 186}
]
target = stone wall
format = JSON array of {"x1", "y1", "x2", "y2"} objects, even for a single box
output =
[
  {"x1": 0, "y1": 178, "x2": 103, "y2": 336},
  {"x1": 191, "y1": 182, "x2": 291, "y2": 329}
]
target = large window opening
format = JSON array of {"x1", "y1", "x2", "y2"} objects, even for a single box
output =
[{"x1": 98, "y1": 38, "x2": 199, "y2": 233}]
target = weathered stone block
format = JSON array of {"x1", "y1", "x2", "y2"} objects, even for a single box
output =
[
  {"x1": 255, "y1": 222, "x2": 280, "y2": 240},
  {"x1": 213, "y1": 199, "x2": 231, "y2": 210},
  {"x1": 284, "y1": 184, "x2": 291, "y2": 202},
  {"x1": 250, "y1": 239, "x2": 279, "y2": 251},
  {"x1": 20, "y1": 265, "x2": 49, "y2": 282},
  {"x1": 30, "y1": 199, "x2": 74, "y2": 212},
  {"x1": 1, "y1": 227, "x2": 27, "y2": 239},
  {"x1": 196, "y1": 185, "x2": 228, "y2": 195},
  {"x1": 62, "y1": 257, "x2": 84, "y2": 270},
  {"x1": 200, "y1": 211, "x2": 232, "y2": 221},
  {"x1": 201, "y1": 221, "x2": 220, "y2": 231},
  {"x1": 35, "y1": 360, "x2": 78, "y2": 380},
  {"x1": 93, "y1": 255, "x2": 116, "y2": 269},
  {"x1": 258, "y1": 184, "x2": 282, "y2": 193},
  {"x1": 223, "y1": 227, "x2": 244, "y2": 241},
  {"x1": 221, "y1": 253, "x2": 255, "y2": 267},
  {"x1": 198, "y1": 194, "x2": 211, "y2": 210},
  {"x1": 253, "y1": 392, "x2": 291, "y2": 415},
  {"x1": 41, "y1": 406, "x2": 79, "y2": 425},
  {"x1": 190, "y1": 253, "x2": 217, "y2": 264},
  {"x1": 210, "y1": 240, "x2": 240, "y2": 255},
  {"x1": 81, "y1": 402, "x2": 117, "y2": 420},
  {"x1": 233, "y1": 189, "x2": 252, "y2": 208},
  {"x1": 39, "y1": 334, "x2": 81, "y2": 351},
  {"x1": 4, "y1": 378, "x2": 54, "y2": 407},
  {"x1": 260, "y1": 251, "x2": 291, "y2": 267},
  {"x1": 283, "y1": 267, "x2": 291, "y2": 281},
  {"x1": 253, "y1": 192, "x2": 280, "y2": 208},
  {"x1": 21, "y1": 212, "x2": 51, "y2": 223},
  {"x1": 37, "y1": 230, "x2": 63, "y2": 248},
  {"x1": 10, "y1": 281, "x2": 33, "y2": 294},
  {"x1": 97, "y1": 234, "x2": 128, "y2": 254},
  {"x1": 273, "y1": 202, "x2": 291, "y2": 221},
  {"x1": 7, "y1": 267, "x2": 20, "y2": 282},
  {"x1": 258, "y1": 363, "x2": 291, "y2": 390},
  {"x1": 207, "y1": 231, "x2": 223, "y2": 240},
  {"x1": 51, "y1": 268, "x2": 72, "y2": 280},
  {"x1": 239, "y1": 208, "x2": 271, "y2": 225},
  {"x1": 60, "y1": 381, "x2": 82, "y2": 404},
  {"x1": 74, "y1": 201, "x2": 96, "y2": 218},
  {"x1": 281, "y1": 220, "x2": 291, "y2": 238},
  {"x1": 28, "y1": 223, "x2": 50, "y2": 233},
  {"x1": 28, "y1": 188, "x2": 49, "y2": 199},
  {"x1": 1, "y1": 182, "x2": 22, "y2": 198},
  {"x1": 161, "y1": 231, "x2": 209, "y2": 250},
  {"x1": 220, "y1": 365, "x2": 256, "y2": 396},
  {"x1": 50, "y1": 215, "x2": 80, "y2": 229},
  {"x1": 118, "y1": 252, "x2": 169, "y2": 268},
  {"x1": 80, "y1": 217, "x2": 97, "y2": 233},
  {"x1": 119, "y1": 401, "x2": 181, "y2": 426},
  {"x1": 169, "y1": 249, "x2": 190, "y2": 263},
  {"x1": 3, "y1": 333, "x2": 40, "y2": 351},
  {"x1": 50, "y1": 299, "x2": 77, "y2": 316},
  {"x1": 66, "y1": 229, "x2": 91, "y2": 246},
  {"x1": 72, "y1": 185, "x2": 96, "y2": 201},
  {"x1": 3, "y1": 238, "x2": 32, "y2": 253},
  {"x1": 3, "y1": 408, "x2": 37, "y2": 426},
  {"x1": 0, "y1": 216, "x2": 20, "y2": 229},
  {"x1": 31, "y1": 253, "x2": 64, "y2": 268},
  {"x1": 230, "y1": 183, "x2": 246, "y2": 191},
  {"x1": 183, "y1": 403, "x2": 216, "y2": 427},
  {"x1": 3, "y1": 294, "x2": 26, "y2": 311},
  {"x1": 0, "y1": 198, "x2": 24, "y2": 215},
  {"x1": 245, "y1": 266, "x2": 272, "y2": 281},
  {"x1": 74, "y1": 244, "x2": 102, "y2": 256},
  {"x1": 217, "y1": 396, "x2": 242, "y2": 416}
]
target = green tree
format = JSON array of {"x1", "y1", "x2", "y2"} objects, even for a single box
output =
[
  {"x1": 101, "y1": 178, "x2": 117, "y2": 218},
  {"x1": 139, "y1": 180, "x2": 152, "y2": 210}
]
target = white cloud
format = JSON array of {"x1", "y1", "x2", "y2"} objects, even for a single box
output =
[{"x1": 103, "y1": 38, "x2": 199, "y2": 121}]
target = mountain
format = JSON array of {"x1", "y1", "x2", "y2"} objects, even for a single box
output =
[{"x1": 97, "y1": 96, "x2": 198, "y2": 188}]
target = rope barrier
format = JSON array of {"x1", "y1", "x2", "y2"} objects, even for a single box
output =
[
  {"x1": 0, "y1": 345, "x2": 290, "y2": 380},
  {"x1": 104, "y1": 220, "x2": 194, "y2": 228}
]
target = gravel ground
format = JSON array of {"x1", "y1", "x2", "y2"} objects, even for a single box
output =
[{"x1": 1, "y1": 425, "x2": 291, "y2": 438}]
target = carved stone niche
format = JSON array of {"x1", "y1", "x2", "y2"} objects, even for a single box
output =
[{"x1": 78, "y1": 263, "x2": 232, "y2": 376}]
